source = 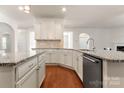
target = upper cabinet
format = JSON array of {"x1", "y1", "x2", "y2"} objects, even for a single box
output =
[{"x1": 35, "y1": 18, "x2": 63, "y2": 40}]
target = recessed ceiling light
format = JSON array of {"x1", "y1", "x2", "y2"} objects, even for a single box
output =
[
  {"x1": 18, "y1": 6, "x2": 24, "y2": 11},
  {"x1": 62, "y1": 7, "x2": 66, "y2": 12},
  {"x1": 24, "y1": 5, "x2": 30, "y2": 11},
  {"x1": 18, "y1": 5, "x2": 30, "y2": 14}
]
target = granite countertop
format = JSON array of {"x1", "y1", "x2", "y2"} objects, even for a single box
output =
[
  {"x1": 0, "y1": 51, "x2": 45, "y2": 66},
  {"x1": 33, "y1": 48, "x2": 124, "y2": 61},
  {"x1": 32, "y1": 48, "x2": 83, "y2": 53},
  {"x1": 82, "y1": 50, "x2": 124, "y2": 61}
]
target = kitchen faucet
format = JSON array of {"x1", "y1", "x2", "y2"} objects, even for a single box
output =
[{"x1": 87, "y1": 38, "x2": 96, "y2": 51}]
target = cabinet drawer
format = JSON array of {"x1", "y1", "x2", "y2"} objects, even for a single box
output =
[
  {"x1": 16, "y1": 58, "x2": 37, "y2": 81},
  {"x1": 39, "y1": 58, "x2": 47, "y2": 65},
  {"x1": 39, "y1": 53, "x2": 46, "y2": 62},
  {"x1": 16, "y1": 66, "x2": 37, "y2": 88}
]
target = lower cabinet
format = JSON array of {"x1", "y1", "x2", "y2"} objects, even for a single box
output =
[
  {"x1": 38, "y1": 61, "x2": 45, "y2": 87},
  {"x1": 73, "y1": 51, "x2": 83, "y2": 81},
  {"x1": 0, "y1": 52, "x2": 46, "y2": 88},
  {"x1": 73, "y1": 51, "x2": 78, "y2": 71},
  {"x1": 46, "y1": 49, "x2": 73, "y2": 67},
  {"x1": 64, "y1": 50, "x2": 73, "y2": 67},
  {"x1": 78, "y1": 53, "x2": 83, "y2": 81},
  {"x1": 77, "y1": 55, "x2": 83, "y2": 81},
  {"x1": 16, "y1": 66, "x2": 38, "y2": 88},
  {"x1": 16, "y1": 52, "x2": 46, "y2": 88},
  {"x1": 45, "y1": 49, "x2": 83, "y2": 82}
]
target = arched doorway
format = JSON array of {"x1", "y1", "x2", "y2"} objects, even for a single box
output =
[
  {"x1": 79, "y1": 33, "x2": 90, "y2": 49},
  {"x1": 0, "y1": 22, "x2": 14, "y2": 54}
]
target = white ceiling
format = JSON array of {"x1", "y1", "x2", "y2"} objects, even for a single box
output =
[{"x1": 1, "y1": 5, "x2": 124, "y2": 28}]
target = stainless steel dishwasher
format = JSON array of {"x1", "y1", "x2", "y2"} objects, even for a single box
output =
[{"x1": 83, "y1": 53, "x2": 103, "y2": 88}]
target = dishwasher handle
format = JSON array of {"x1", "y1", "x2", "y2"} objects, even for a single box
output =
[{"x1": 83, "y1": 56, "x2": 100, "y2": 63}]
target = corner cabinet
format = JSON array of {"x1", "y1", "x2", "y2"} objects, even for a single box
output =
[
  {"x1": 46, "y1": 49, "x2": 73, "y2": 68},
  {"x1": 45, "y1": 49, "x2": 83, "y2": 82}
]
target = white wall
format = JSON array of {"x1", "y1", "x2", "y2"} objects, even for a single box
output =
[
  {"x1": 0, "y1": 12, "x2": 35, "y2": 54},
  {"x1": 64, "y1": 27, "x2": 113, "y2": 50},
  {"x1": 0, "y1": 13, "x2": 18, "y2": 53},
  {"x1": 109, "y1": 27, "x2": 124, "y2": 50},
  {"x1": 16, "y1": 28, "x2": 35, "y2": 54}
]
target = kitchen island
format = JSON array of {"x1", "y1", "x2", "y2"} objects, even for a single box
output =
[
  {"x1": 82, "y1": 50, "x2": 124, "y2": 88},
  {"x1": 1, "y1": 48, "x2": 124, "y2": 88},
  {"x1": 34, "y1": 48, "x2": 124, "y2": 88},
  {"x1": 0, "y1": 51, "x2": 46, "y2": 88}
]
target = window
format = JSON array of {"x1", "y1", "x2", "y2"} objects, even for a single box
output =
[
  {"x1": 2, "y1": 37, "x2": 7, "y2": 49},
  {"x1": 79, "y1": 33, "x2": 90, "y2": 49},
  {"x1": 63, "y1": 32, "x2": 73, "y2": 48}
]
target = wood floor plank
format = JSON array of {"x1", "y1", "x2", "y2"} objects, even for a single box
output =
[{"x1": 41, "y1": 65, "x2": 84, "y2": 88}]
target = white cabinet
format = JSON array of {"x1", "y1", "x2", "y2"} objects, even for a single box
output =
[
  {"x1": 50, "y1": 50, "x2": 60, "y2": 63},
  {"x1": 16, "y1": 58, "x2": 37, "y2": 81},
  {"x1": 73, "y1": 51, "x2": 78, "y2": 71},
  {"x1": 64, "y1": 50, "x2": 73, "y2": 67},
  {"x1": 35, "y1": 19, "x2": 63, "y2": 40},
  {"x1": 16, "y1": 52, "x2": 46, "y2": 88},
  {"x1": 45, "y1": 51, "x2": 51, "y2": 63},
  {"x1": 0, "y1": 67, "x2": 15, "y2": 88},
  {"x1": 0, "y1": 52, "x2": 47, "y2": 88},
  {"x1": 44, "y1": 49, "x2": 83, "y2": 81},
  {"x1": 46, "y1": 50, "x2": 64, "y2": 64},
  {"x1": 16, "y1": 66, "x2": 37, "y2": 88},
  {"x1": 72, "y1": 51, "x2": 83, "y2": 81},
  {"x1": 34, "y1": 24, "x2": 41, "y2": 40},
  {"x1": 38, "y1": 61, "x2": 45, "y2": 87},
  {"x1": 46, "y1": 49, "x2": 73, "y2": 67},
  {"x1": 37, "y1": 52, "x2": 46, "y2": 87},
  {"x1": 77, "y1": 53, "x2": 83, "y2": 81},
  {"x1": 58, "y1": 50, "x2": 65, "y2": 65}
]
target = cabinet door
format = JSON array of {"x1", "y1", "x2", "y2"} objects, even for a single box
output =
[
  {"x1": 40, "y1": 23, "x2": 48, "y2": 39},
  {"x1": 34, "y1": 24, "x2": 41, "y2": 39},
  {"x1": 57, "y1": 50, "x2": 64, "y2": 65},
  {"x1": 77, "y1": 53, "x2": 83, "y2": 81},
  {"x1": 55, "y1": 24, "x2": 63, "y2": 39},
  {"x1": 50, "y1": 50, "x2": 59, "y2": 63},
  {"x1": 73, "y1": 51, "x2": 78, "y2": 71},
  {"x1": 64, "y1": 50, "x2": 73, "y2": 67},
  {"x1": 38, "y1": 61, "x2": 45, "y2": 87},
  {"x1": 16, "y1": 67, "x2": 37, "y2": 88},
  {"x1": 46, "y1": 50, "x2": 65, "y2": 64},
  {"x1": 46, "y1": 51, "x2": 52, "y2": 63}
]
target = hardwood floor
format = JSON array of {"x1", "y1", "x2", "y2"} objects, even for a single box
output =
[{"x1": 41, "y1": 65, "x2": 84, "y2": 88}]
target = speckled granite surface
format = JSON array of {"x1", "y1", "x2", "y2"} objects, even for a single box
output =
[
  {"x1": 1, "y1": 48, "x2": 124, "y2": 66},
  {"x1": 82, "y1": 50, "x2": 124, "y2": 62},
  {"x1": 33, "y1": 48, "x2": 124, "y2": 62},
  {"x1": 0, "y1": 52, "x2": 45, "y2": 66}
]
